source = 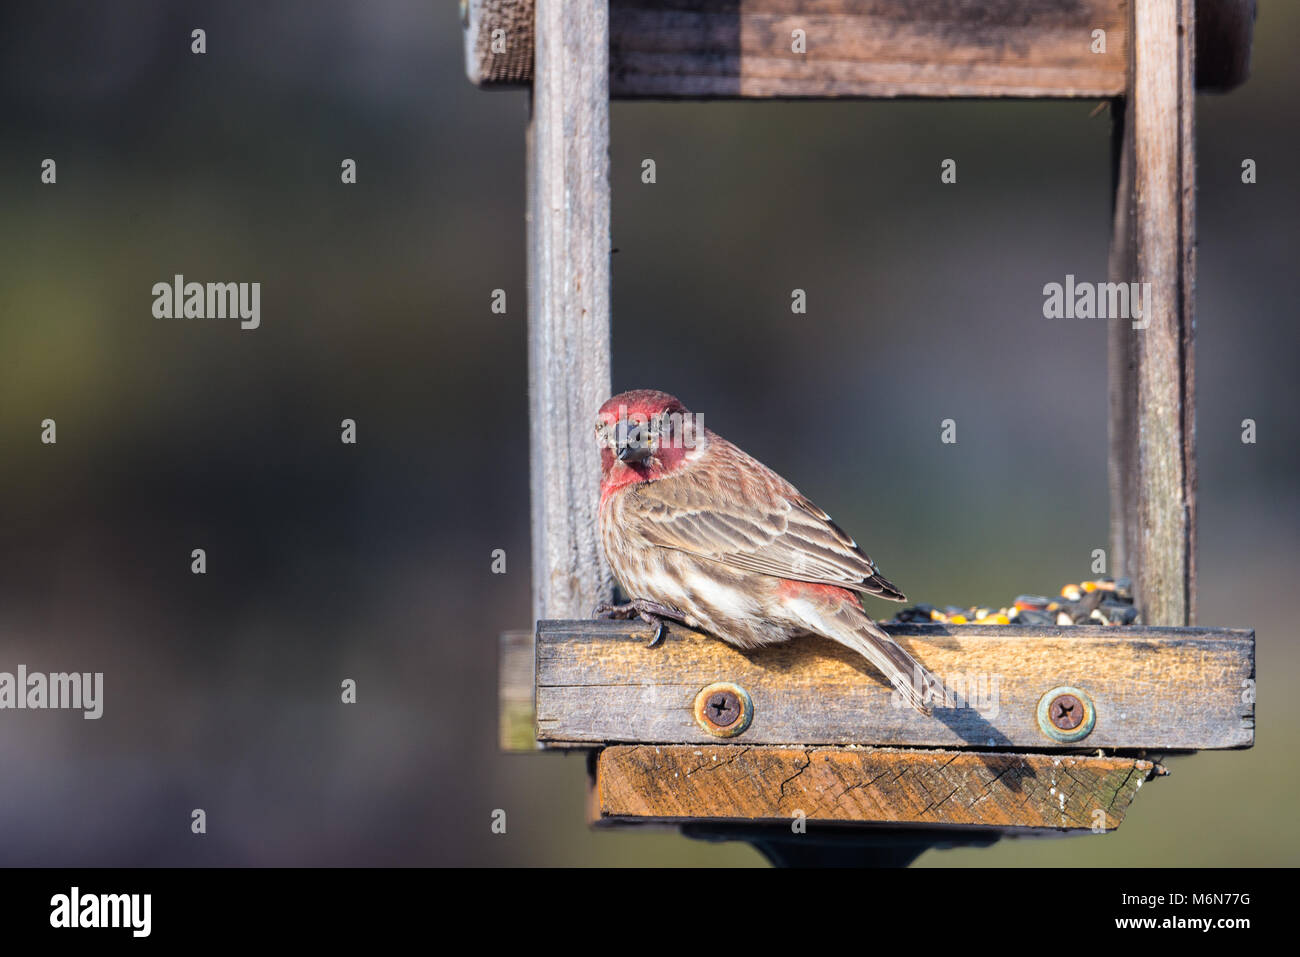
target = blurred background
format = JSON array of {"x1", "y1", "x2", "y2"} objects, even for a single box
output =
[{"x1": 0, "y1": 0, "x2": 1295, "y2": 865}]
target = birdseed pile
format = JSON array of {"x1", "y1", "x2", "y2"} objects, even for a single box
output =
[{"x1": 887, "y1": 578, "x2": 1139, "y2": 627}]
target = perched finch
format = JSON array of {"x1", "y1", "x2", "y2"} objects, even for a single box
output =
[{"x1": 595, "y1": 389, "x2": 939, "y2": 715}]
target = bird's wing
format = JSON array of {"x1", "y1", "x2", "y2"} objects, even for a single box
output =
[{"x1": 628, "y1": 438, "x2": 905, "y2": 601}]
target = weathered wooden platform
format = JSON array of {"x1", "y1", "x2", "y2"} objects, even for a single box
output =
[
  {"x1": 500, "y1": 620, "x2": 1253, "y2": 832},
  {"x1": 521, "y1": 621, "x2": 1254, "y2": 750}
]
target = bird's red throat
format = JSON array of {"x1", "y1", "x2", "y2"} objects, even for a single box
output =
[{"x1": 599, "y1": 444, "x2": 690, "y2": 502}]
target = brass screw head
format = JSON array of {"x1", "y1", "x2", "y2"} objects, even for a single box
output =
[
  {"x1": 1036, "y1": 685, "x2": 1096, "y2": 743},
  {"x1": 693, "y1": 682, "x2": 754, "y2": 738}
]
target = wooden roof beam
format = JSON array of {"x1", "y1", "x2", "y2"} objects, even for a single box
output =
[{"x1": 463, "y1": 0, "x2": 1254, "y2": 99}]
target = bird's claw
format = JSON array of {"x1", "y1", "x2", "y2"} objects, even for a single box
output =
[{"x1": 644, "y1": 616, "x2": 665, "y2": 647}]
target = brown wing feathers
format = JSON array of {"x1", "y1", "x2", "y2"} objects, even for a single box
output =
[{"x1": 630, "y1": 436, "x2": 905, "y2": 601}]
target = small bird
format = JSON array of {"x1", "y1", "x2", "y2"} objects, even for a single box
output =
[{"x1": 595, "y1": 389, "x2": 940, "y2": 715}]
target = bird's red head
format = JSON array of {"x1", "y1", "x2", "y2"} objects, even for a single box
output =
[{"x1": 595, "y1": 390, "x2": 700, "y2": 499}]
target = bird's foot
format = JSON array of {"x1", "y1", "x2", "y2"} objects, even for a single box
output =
[
  {"x1": 593, "y1": 598, "x2": 684, "y2": 647},
  {"x1": 593, "y1": 600, "x2": 637, "y2": 620}
]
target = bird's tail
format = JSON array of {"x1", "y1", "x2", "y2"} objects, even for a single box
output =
[{"x1": 823, "y1": 606, "x2": 941, "y2": 716}]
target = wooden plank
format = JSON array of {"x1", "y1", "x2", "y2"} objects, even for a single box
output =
[
  {"x1": 499, "y1": 630, "x2": 536, "y2": 751},
  {"x1": 594, "y1": 745, "x2": 1162, "y2": 830},
  {"x1": 536, "y1": 620, "x2": 1254, "y2": 749},
  {"x1": 464, "y1": 0, "x2": 1254, "y2": 98},
  {"x1": 526, "y1": 0, "x2": 615, "y2": 623},
  {"x1": 1108, "y1": 0, "x2": 1197, "y2": 626}
]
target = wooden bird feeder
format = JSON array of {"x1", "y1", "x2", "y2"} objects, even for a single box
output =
[{"x1": 468, "y1": 0, "x2": 1258, "y2": 864}]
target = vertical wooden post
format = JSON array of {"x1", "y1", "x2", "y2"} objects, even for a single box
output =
[
  {"x1": 526, "y1": 0, "x2": 614, "y2": 623},
  {"x1": 1108, "y1": 0, "x2": 1197, "y2": 625}
]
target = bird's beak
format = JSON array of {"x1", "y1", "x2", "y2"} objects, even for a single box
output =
[
  {"x1": 617, "y1": 423, "x2": 653, "y2": 463},
  {"x1": 617, "y1": 444, "x2": 652, "y2": 464}
]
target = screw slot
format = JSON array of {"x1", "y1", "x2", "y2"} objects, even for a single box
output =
[
  {"x1": 707, "y1": 691, "x2": 740, "y2": 726},
  {"x1": 694, "y1": 682, "x2": 753, "y2": 738},
  {"x1": 1049, "y1": 694, "x2": 1084, "y2": 730}
]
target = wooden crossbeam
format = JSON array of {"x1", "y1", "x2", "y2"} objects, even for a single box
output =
[
  {"x1": 464, "y1": 0, "x2": 1254, "y2": 99},
  {"x1": 528, "y1": 620, "x2": 1254, "y2": 750},
  {"x1": 592, "y1": 745, "x2": 1162, "y2": 830}
]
